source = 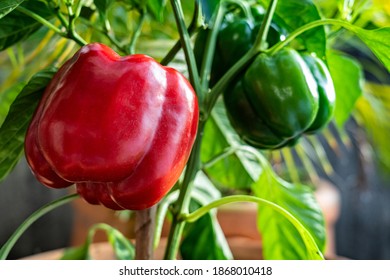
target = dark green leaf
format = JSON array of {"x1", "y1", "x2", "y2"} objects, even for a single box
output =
[
  {"x1": 263, "y1": 0, "x2": 326, "y2": 58},
  {"x1": 201, "y1": 100, "x2": 261, "y2": 190},
  {"x1": 327, "y1": 50, "x2": 364, "y2": 126},
  {"x1": 200, "y1": 0, "x2": 220, "y2": 24},
  {"x1": 94, "y1": 0, "x2": 115, "y2": 15},
  {"x1": 0, "y1": 0, "x2": 53, "y2": 51},
  {"x1": 0, "y1": 0, "x2": 24, "y2": 19},
  {"x1": 0, "y1": 68, "x2": 56, "y2": 183},
  {"x1": 352, "y1": 27, "x2": 390, "y2": 74},
  {"x1": 253, "y1": 165, "x2": 325, "y2": 260},
  {"x1": 180, "y1": 172, "x2": 233, "y2": 260}
]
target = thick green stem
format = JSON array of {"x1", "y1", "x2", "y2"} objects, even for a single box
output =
[
  {"x1": 170, "y1": 0, "x2": 202, "y2": 103},
  {"x1": 0, "y1": 193, "x2": 79, "y2": 260},
  {"x1": 203, "y1": 47, "x2": 256, "y2": 118},
  {"x1": 252, "y1": 0, "x2": 279, "y2": 52},
  {"x1": 163, "y1": 121, "x2": 205, "y2": 260},
  {"x1": 199, "y1": 3, "x2": 226, "y2": 92},
  {"x1": 160, "y1": 1, "x2": 200, "y2": 66},
  {"x1": 65, "y1": 2, "x2": 87, "y2": 46}
]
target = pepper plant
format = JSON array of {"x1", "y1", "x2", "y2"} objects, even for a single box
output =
[{"x1": 0, "y1": 0, "x2": 389, "y2": 260}]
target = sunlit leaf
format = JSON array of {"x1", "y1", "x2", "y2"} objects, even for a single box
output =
[
  {"x1": 252, "y1": 161, "x2": 325, "y2": 259},
  {"x1": 261, "y1": 0, "x2": 326, "y2": 58},
  {"x1": 327, "y1": 50, "x2": 364, "y2": 127},
  {"x1": 352, "y1": 27, "x2": 390, "y2": 74},
  {"x1": 201, "y1": 101, "x2": 261, "y2": 190}
]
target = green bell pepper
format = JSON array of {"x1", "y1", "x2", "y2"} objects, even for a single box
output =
[
  {"x1": 194, "y1": 4, "x2": 287, "y2": 87},
  {"x1": 224, "y1": 48, "x2": 335, "y2": 149}
]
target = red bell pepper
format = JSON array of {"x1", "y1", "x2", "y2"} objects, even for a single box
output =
[{"x1": 25, "y1": 43, "x2": 199, "y2": 210}]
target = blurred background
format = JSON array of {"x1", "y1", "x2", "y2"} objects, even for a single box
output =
[{"x1": 0, "y1": 0, "x2": 389, "y2": 259}]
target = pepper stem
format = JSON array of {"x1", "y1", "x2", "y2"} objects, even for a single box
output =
[
  {"x1": 163, "y1": 121, "x2": 205, "y2": 260},
  {"x1": 252, "y1": 0, "x2": 279, "y2": 52},
  {"x1": 135, "y1": 206, "x2": 157, "y2": 260},
  {"x1": 169, "y1": 0, "x2": 202, "y2": 103}
]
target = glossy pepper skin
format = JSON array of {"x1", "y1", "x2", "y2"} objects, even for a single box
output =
[
  {"x1": 224, "y1": 48, "x2": 335, "y2": 149},
  {"x1": 25, "y1": 43, "x2": 199, "y2": 210},
  {"x1": 301, "y1": 53, "x2": 336, "y2": 133}
]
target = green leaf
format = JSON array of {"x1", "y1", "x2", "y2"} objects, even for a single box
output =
[
  {"x1": 61, "y1": 244, "x2": 90, "y2": 260},
  {"x1": 94, "y1": 0, "x2": 115, "y2": 17},
  {"x1": 0, "y1": 68, "x2": 56, "y2": 183},
  {"x1": 147, "y1": 0, "x2": 167, "y2": 21},
  {"x1": 180, "y1": 172, "x2": 233, "y2": 260},
  {"x1": 94, "y1": 0, "x2": 114, "y2": 13},
  {"x1": 0, "y1": 0, "x2": 24, "y2": 19},
  {"x1": 105, "y1": 225, "x2": 135, "y2": 260},
  {"x1": 201, "y1": 100, "x2": 261, "y2": 190},
  {"x1": 0, "y1": 82, "x2": 26, "y2": 126},
  {"x1": 199, "y1": 0, "x2": 220, "y2": 25},
  {"x1": 352, "y1": 27, "x2": 390, "y2": 74},
  {"x1": 266, "y1": 0, "x2": 326, "y2": 58},
  {"x1": 0, "y1": 0, "x2": 53, "y2": 51},
  {"x1": 61, "y1": 223, "x2": 134, "y2": 260},
  {"x1": 253, "y1": 164, "x2": 325, "y2": 260},
  {"x1": 327, "y1": 50, "x2": 364, "y2": 126}
]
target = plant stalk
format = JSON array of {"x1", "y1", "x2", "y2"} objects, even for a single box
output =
[
  {"x1": 135, "y1": 205, "x2": 157, "y2": 260},
  {"x1": 252, "y1": 0, "x2": 279, "y2": 52},
  {"x1": 160, "y1": 0, "x2": 201, "y2": 66},
  {"x1": 199, "y1": 2, "x2": 226, "y2": 92},
  {"x1": 163, "y1": 121, "x2": 205, "y2": 260},
  {"x1": 169, "y1": 0, "x2": 202, "y2": 103}
]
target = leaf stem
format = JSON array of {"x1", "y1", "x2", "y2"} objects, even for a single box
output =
[
  {"x1": 0, "y1": 193, "x2": 79, "y2": 260},
  {"x1": 129, "y1": 9, "x2": 147, "y2": 55},
  {"x1": 203, "y1": 48, "x2": 256, "y2": 119},
  {"x1": 16, "y1": 6, "x2": 65, "y2": 36},
  {"x1": 267, "y1": 18, "x2": 358, "y2": 55}
]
